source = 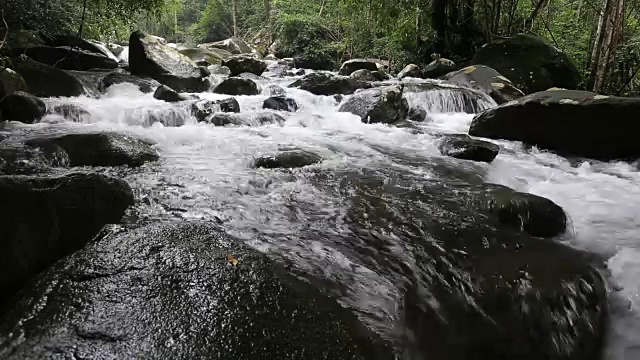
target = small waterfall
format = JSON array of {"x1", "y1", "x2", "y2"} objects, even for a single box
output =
[
  {"x1": 118, "y1": 46, "x2": 129, "y2": 63},
  {"x1": 404, "y1": 86, "x2": 496, "y2": 114}
]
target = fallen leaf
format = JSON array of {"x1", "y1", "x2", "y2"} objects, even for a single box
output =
[{"x1": 227, "y1": 254, "x2": 239, "y2": 266}]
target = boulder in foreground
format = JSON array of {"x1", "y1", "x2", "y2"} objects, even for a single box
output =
[
  {"x1": 0, "y1": 222, "x2": 394, "y2": 360},
  {"x1": 0, "y1": 91, "x2": 45, "y2": 124},
  {"x1": 469, "y1": 89, "x2": 640, "y2": 160},
  {"x1": 339, "y1": 85, "x2": 409, "y2": 124}
]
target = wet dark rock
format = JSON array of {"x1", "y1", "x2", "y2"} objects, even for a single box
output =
[
  {"x1": 476, "y1": 184, "x2": 568, "y2": 238},
  {"x1": 423, "y1": 58, "x2": 457, "y2": 79},
  {"x1": 153, "y1": 85, "x2": 189, "y2": 102},
  {"x1": 339, "y1": 85, "x2": 409, "y2": 124},
  {"x1": 254, "y1": 150, "x2": 322, "y2": 169},
  {"x1": 222, "y1": 55, "x2": 268, "y2": 76},
  {"x1": 441, "y1": 65, "x2": 524, "y2": 104},
  {"x1": 473, "y1": 34, "x2": 581, "y2": 94},
  {"x1": 338, "y1": 59, "x2": 379, "y2": 76},
  {"x1": 25, "y1": 132, "x2": 159, "y2": 167},
  {"x1": 438, "y1": 134, "x2": 499, "y2": 163},
  {"x1": 129, "y1": 30, "x2": 209, "y2": 92},
  {"x1": 207, "y1": 64, "x2": 232, "y2": 77},
  {"x1": 263, "y1": 96, "x2": 298, "y2": 112},
  {"x1": 0, "y1": 222, "x2": 393, "y2": 359},
  {"x1": 263, "y1": 84, "x2": 286, "y2": 96},
  {"x1": 0, "y1": 91, "x2": 46, "y2": 123},
  {"x1": 350, "y1": 69, "x2": 378, "y2": 82},
  {"x1": 371, "y1": 71, "x2": 390, "y2": 81},
  {"x1": 42, "y1": 35, "x2": 117, "y2": 60},
  {"x1": 11, "y1": 46, "x2": 118, "y2": 71},
  {"x1": 292, "y1": 56, "x2": 335, "y2": 71},
  {"x1": 191, "y1": 98, "x2": 241, "y2": 122},
  {"x1": 397, "y1": 64, "x2": 423, "y2": 79},
  {"x1": 290, "y1": 72, "x2": 371, "y2": 96},
  {"x1": 0, "y1": 68, "x2": 28, "y2": 99},
  {"x1": 180, "y1": 48, "x2": 230, "y2": 66},
  {"x1": 237, "y1": 72, "x2": 267, "y2": 82},
  {"x1": 0, "y1": 173, "x2": 133, "y2": 305},
  {"x1": 213, "y1": 77, "x2": 259, "y2": 96},
  {"x1": 207, "y1": 111, "x2": 286, "y2": 126},
  {"x1": 49, "y1": 103, "x2": 90, "y2": 122},
  {"x1": 469, "y1": 89, "x2": 640, "y2": 160},
  {"x1": 99, "y1": 70, "x2": 160, "y2": 93},
  {"x1": 0, "y1": 146, "x2": 68, "y2": 175},
  {"x1": 407, "y1": 106, "x2": 427, "y2": 122},
  {"x1": 294, "y1": 69, "x2": 306, "y2": 76},
  {"x1": 11, "y1": 55, "x2": 85, "y2": 97}
]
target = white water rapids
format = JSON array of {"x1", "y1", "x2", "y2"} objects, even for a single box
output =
[{"x1": 7, "y1": 67, "x2": 640, "y2": 359}]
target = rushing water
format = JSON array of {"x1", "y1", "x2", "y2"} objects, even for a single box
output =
[{"x1": 5, "y1": 66, "x2": 640, "y2": 359}]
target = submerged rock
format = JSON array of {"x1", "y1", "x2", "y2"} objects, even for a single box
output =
[
  {"x1": 438, "y1": 134, "x2": 499, "y2": 163},
  {"x1": 11, "y1": 55, "x2": 85, "y2": 97},
  {"x1": 0, "y1": 91, "x2": 46, "y2": 124},
  {"x1": 223, "y1": 55, "x2": 268, "y2": 76},
  {"x1": 154, "y1": 85, "x2": 189, "y2": 102},
  {"x1": 207, "y1": 111, "x2": 286, "y2": 126},
  {"x1": 129, "y1": 30, "x2": 209, "y2": 92},
  {"x1": 49, "y1": 103, "x2": 90, "y2": 122},
  {"x1": 422, "y1": 58, "x2": 456, "y2": 79},
  {"x1": 469, "y1": 89, "x2": 640, "y2": 160},
  {"x1": 338, "y1": 59, "x2": 379, "y2": 76},
  {"x1": 213, "y1": 77, "x2": 259, "y2": 95},
  {"x1": 290, "y1": 72, "x2": 371, "y2": 96},
  {"x1": 262, "y1": 84, "x2": 286, "y2": 96},
  {"x1": 0, "y1": 173, "x2": 133, "y2": 304},
  {"x1": 441, "y1": 65, "x2": 524, "y2": 104},
  {"x1": 339, "y1": 85, "x2": 409, "y2": 124},
  {"x1": 263, "y1": 96, "x2": 298, "y2": 112},
  {"x1": 473, "y1": 33, "x2": 581, "y2": 94},
  {"x1": 254, "y1": 150, "x2": 322, "y2": 169},
  {"x1": 0, "y1": 222, "x2": 393, "y2": 359},
  {"x1": 100, "y1": 70, "x2": 161, "y2": 93},
  {"x1": 25, "y1": 132, "x2": 159, "y2": 167},
  {"x1": 191, "y1": 98, "x2": 241, "y2": 122},
  {"x1": 0, "y1": 68, "x2": 28, "y2": 99}
]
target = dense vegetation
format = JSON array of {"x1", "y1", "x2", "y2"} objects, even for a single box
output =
[{"x1": 1, "y1": 0, "x2": 638, "y2": 94}]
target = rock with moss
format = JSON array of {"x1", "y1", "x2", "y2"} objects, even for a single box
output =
[
  {"x1": 339, "y1": 85, "x2": 409, "y2": 124},
  {"x1": 438, "y1": 134, "x2": 499, "y2": 163},
  {"x1": 129, "y1": 31, "x2": 209, "y2": 92},
  {"x1": 472, "y1": 34, "x2": 581, "y2": 94},
  {"x1": 338, "y1": 59, "x2": 379, "y2": 76},
  {"x1": 469, "y1": 89, "x2": 640, "y2": 160},
  {"x1": 0, "y1": 91, "x2": 45, "y2": 123},
  {"x1": 180, "y1": 48, "x2": 232, "y2": 66},
  {"x1": 290, "y1": 72, "x2": 371, "y2": 96},
  {"x1": 0, "y1": 68, "x2": 28, "y2": 99},
  {"x1": 441, "y1": 65, "x2": 524, "y2": 104},
  {"x1": 9, "y1": 46, "x2": 118, "y2": 71},
  {"x1": 200, "y1": 37, "x2": 254, "y2": 55},
  {"x1": 422, "y1": 58, "x2": 456, "y2": 79},
  {"x1": 10, "y1": 55, "x2": 85, "y2": 97}
]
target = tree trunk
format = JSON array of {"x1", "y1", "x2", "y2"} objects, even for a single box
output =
[
  {"x1": 231, "y1": 0, "x2": 238, "y2": 37},
  {"x1": 590, "y1": 0, "x2": 624, "y2": 92},
  {"x1": 525, "y1": 0, "x2": 548, "y2": 30},
  {"x1": 319, "y1": 0, "x2": 327, "y2": 16},
  {"x1": 432, "y1": 0, "x2": 447, "y2": 56}
]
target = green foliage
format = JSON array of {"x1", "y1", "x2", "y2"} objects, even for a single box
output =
[{"x1": 273, "y1": 14, "x2": 341, "y2": 69}]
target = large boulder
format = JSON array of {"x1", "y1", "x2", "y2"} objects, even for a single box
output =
[
  {"x1": 191, "y1": 98, "x2": 241, "y2": 122},
  {"x1": 99, "y1": 70, "x2": 160, "y2": 93},
  {"x1": 338, "y1": 59, "x2": 379, "y2": 76},
  {"x1": 25, "y1": 132, "x2": 159, "y2": 167},
  {"x1": 213, "y1": 77, "x2": 259, "y2": 95},
  {"x1": 201, "y1": 37, "x2": 253, "y2": 54},
  {"x1": 154, "y1": 85, "x2": 189, "y2": 102},
  {"x1": 0, "y1": 173, "x2": 133, "y2": 304},
  {"x1": 0, "y1": 91, "x2": 45, "y2": 123},
  {"x1": 350, "y1": 69, "x2": 379, "y2": 82},
  {"x1": 0, "y1": 68, "x2": 28, "y2": 98},
  {"x1": 472, "y1": 34, "x2": 581, "y2": 94},
  {"x1": 180, "y1": 48, "x2": 232, "y2": 66},
  {"x1": 254, "y1": 150, "x2": 322, "y2": 169},
  {"x1": 12, "y1": 46, "x2": 118, "y2": 71},
  {"x1": 441, "y1": 65, "x2": 524, "y2": 104},
  {"x1": 422, "y1": 58, "x2": 456, "y2": 79},
  {"x1": 397, "y1": 64, "x2": 423, "y2": 79},
  {"x1": 10, "y1": 55, "x2": 86, "y2": 97},
  {"x1": 339, "y1": 85, "x2": 409, "y2": 124},
  {"x1": 469, "y1": 89, "x2": 640, "y2": 160},
  {"x1": 128, "y1": 31, "x2": 209, "y2": 92},
  {"x1": 42, "y1": 35, "x2": 118, "y2": 61},
  {"x1": 290, "y1": 72, "x2": 371, "y2": 96},
  {"x1": 263, "y1": 96, "x2": 298, "y2": 112},
  {"x1": 438, "y1": 134, "x2": 499, "y2": 163},
  {"x1": 222, "y1": 55, "x2": 268, "y2": 76},
  {"x1": 0, "y1": 222, "x2": 394, "y2": 359}
]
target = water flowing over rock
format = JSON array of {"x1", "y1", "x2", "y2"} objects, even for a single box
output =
[
  {"x1": 441, "y1": 65, "x2": 524, "y2": 104},
  {"x1": 0, "y1": 222, "x2": 394, "y2": 360},
  {"x1": 201, "y1": 37, "x2": 254, "y2": 55},
  {"x1": 423, "y1": 58, "x2": 456, "y2": 79},
  {"x1": 263, "y1": 84, "x2": 286, "y2": 96},
  {"x1": 25, "y1": 132, "x2": 159, "y2": 167},
  {"x1": 254, "y1": 150, "x2": 322, "y2": 169},
  {"x1": 438, "y1": 134, "x2": 499, "y2": 163},
  {"x1": 154, "y1": 85, "x2": 189, "y2": 102},
  {"x1": 11, "y1": 55, "x2": 86, "y2": 97},
  {"x1": 222, "y1": 55, "x2": 268, "y2": 76},
  {"x1": 213, "y1": 77, "x2": 259, "y2": 95},
  {"x1": 129, "y1": 31, "x2": 209, "y2": 92},
  {"x1": 48, "y1": 103, "x2": 90, "y2": 122},
  {"x1": 290, "y1": 72, "x2": 371, "y2": 95},
  {"x1": 180, "y1": 48, "x2": 231, "y2": 66},
  {"x1": 473, "y1": 34, "x2": 581, "y2": 94},
  {"x1": 99, "y1": 70, "x2": 160, "y2": 93},
  {"x1": 339, "y1": 85, "x2": 409, "y2": 124},
  {"x1": 0, "y1": 68, "x2": 28, "y2": 99},
  {"x1": 403, "y1": 81, "x2": 496, "y2": 114},
  {"x1": 263, "y1": 96, "x2": 298, "y2": 112},
  {"x1": 191, "y1": 98, "x2": 241, "y2": 122},
  {"x1": 0, "y1": 173, "x2": 133, "y2": 305},
  {"x1": 207, "y1": 111, "x2": 286, "y2": 126},
  {"x1": 469, "y1": 89, "x2": 640, "y2": 160},
  {"x1": 0, "y1": 91, "x2": 45, "y2": 123},
  {"x1": 10, "y1": 46, "x2": 118, "y2": 71},
  {"x1": 338, "y1": 59, "x2": 379, "y2": 76}
]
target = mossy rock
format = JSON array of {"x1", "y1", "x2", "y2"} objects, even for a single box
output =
[{"x1": 441, "y1": 65, "x2": 524, "y2": 104}]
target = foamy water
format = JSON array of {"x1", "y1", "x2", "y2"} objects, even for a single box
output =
[{"x1": 16, "y1": 70, "x2": 640, "y2": 359}]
